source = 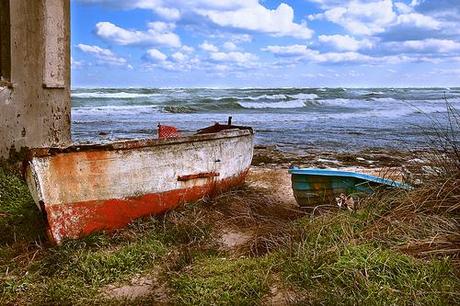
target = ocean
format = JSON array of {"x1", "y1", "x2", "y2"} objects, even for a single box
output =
[{"x1": 72, "y1": 87, "x2": 460, "y2": 152}]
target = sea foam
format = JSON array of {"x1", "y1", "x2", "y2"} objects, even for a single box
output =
[
  {"x1": 238, "y1": 100, "x2": 306, "y2": 109},
  {"x1": 72, "y1": 92, "x2": 159, "y2": 99}
]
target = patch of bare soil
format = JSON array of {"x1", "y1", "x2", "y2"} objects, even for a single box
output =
[
  {"x1": 219, "y1": 229, "x2": 252, "y2": 251},
  {"x1": 247, "y1": 168, "x2": 297, "y2": 206},
  {"x1": 261, "y1": 275, "x2": 301, "y2": 305},
  {"x1": 264, "y1": 285, "x2": 299, "y2": 305},
  {"x1": 103, "y1": 271, "x2": 170, "y2": 303},
  {"x1": 205, "y1": 170, "x2": 307, "y2": 257}
]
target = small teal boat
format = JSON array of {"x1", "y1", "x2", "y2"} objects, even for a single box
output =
[{"x1": 289, "y1": 167, "x2": 411, "y2": 206}]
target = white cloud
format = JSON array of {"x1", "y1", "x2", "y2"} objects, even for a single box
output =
[
  {"x1": 198, "y1": 3, "x2": 313, "y2": 39},
  {"x1": 223, "y1": 42, "x2": 238, "y2": 51},
  {"x1": 200, "y1": 41, "x2": 219, "y2": 52},
  {"x1": 386, "y1": 38, "x2": 460, "y2": 53},
  {"x1": 209, "y1": 51, "x2": 258, "y2": 64},
  {"x1": 318, "y1": 35, "x2": 374, "y2": 51},
  {"x1": 394, "y1": 2, "x2": 413, "y2": 14},
  {"x1": 395, "y1": 13, "x2": 440, "y2": 29},
  {"x1": 171, "y1": 51, "x2": 186, "y2": 62},
  {"x1": 230, "y1": 34, "x2": 253, "y2": 43},
  {"x1": 306, "y1": 0, "x2": 349, "y2": 9},
  {"x1": 145, "y1": 48, "x2": 168, "y2": 61},
  {"x1": 310, "y1": 0, "x2": 396, "y2": 35},
  {"x1": 262, "y1": 45, "x2": 315, "y2": 57},
  {"x1": 153, "y1": 57, "x2": 201, "y2": 72},
  {"x1": 76, "y1": 44, "x2": 132, "y2": 67},
  {"x1": 141, "y1": 4, "x2": 181, "y2": 20},
  {"x1": 180, "y1": 45, "x2": 195, "y2": 53},
  {"x1": 314, "y1": 51, "x2": 376, "y2": 64},
  {"x1": 95, "y1": 21, "x2": 181, "y2": 47},
  {"x1": 310, "y1": 0, "x2": 441, "y2": 36},
  {"x1": 262, "y1": 43, "x2": 434, "y2": 64},
  {"x1": 82, "y1": 0, "x2": 313, "y2": 39}
]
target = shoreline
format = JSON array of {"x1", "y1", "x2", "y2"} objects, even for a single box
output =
[{"x1": 252, "y1": 144, "x2": 420, "y2": 170}]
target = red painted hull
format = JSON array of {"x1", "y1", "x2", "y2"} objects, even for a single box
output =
[{"x1": 43, "y1": 169, "x2": 248, "y2": 243}]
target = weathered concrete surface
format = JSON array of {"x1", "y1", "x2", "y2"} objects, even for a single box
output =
[
  {"x1": 26, "y1": 129, "x2": 254, "y2": 244},
  {"x1": 0, "y1": 0, "x2": 71, "y2": 159}
]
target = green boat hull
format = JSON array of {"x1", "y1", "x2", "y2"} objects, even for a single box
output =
[{"x1": 289, "y1": 168, "x2": 411, "y2": 207}]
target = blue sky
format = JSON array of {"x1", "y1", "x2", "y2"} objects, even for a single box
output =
[{"x1": 71, "y1": 0, "x2": 460, "y2": 88}]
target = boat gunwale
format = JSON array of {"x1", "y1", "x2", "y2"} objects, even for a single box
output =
[
  {"x1": 289, "y1": 168, "x2": 412, "y2": 190},
  {"x1": 27, "y1": 128, "x2": 254, "y2": 158}
]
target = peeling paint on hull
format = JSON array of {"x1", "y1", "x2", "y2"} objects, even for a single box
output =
[
  {"x1": 45, "y1": 171, "x2": 248, "y2": 243},
  {"x1": 26, "y1": 129, "x2": 254, "y2": 244}
]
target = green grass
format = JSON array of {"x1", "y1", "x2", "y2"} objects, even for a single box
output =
[
  {"x1": 0, "y1": 167, "x2": 45, "y2": 245},
  {"x1": 281, "y1": 242, "x2": 459, "y2": 305},
  {"x1": 1, "y1": 231, "x2": 167, "y2": 304},
  {"x1": 275, "y1": 190, "x2": 460, "y2": 305},
  {"x1": 170, "y1": 255, "x2": 275, "y2": 305}
]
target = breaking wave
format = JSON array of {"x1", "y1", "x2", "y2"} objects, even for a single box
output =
[
  {"x1": 238, "y1": 100, "x2": 307, "y2": 109},
  {"x1": 289, "y1": 93, "x2": 319, "y2": 100},
  {"x1": 72, "y1": 92, "x2": 160, "y2": 99}
]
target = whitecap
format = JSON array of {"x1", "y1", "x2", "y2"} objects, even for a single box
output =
[
  {"x1": 238, "y1": 100, "x2": 306, "y2": 109},
  {"x1": 319, "y1": 98, "x2": 354, "y2": 106},
  {"x1": 371, "y1": 97, "x2": 398, "y2": 103},
  {"x1": 246, "y1": 94, "x2": 288, "y2": 101},
  {"x1": 73, "y1": 105, "x2": 160, "y2": 115},
  {"x1": 72, "y1": 92, "x2": 159, "y2": 99},
  {"x1": 289, "y1": 93, "x2": 318, "y2": 100}
]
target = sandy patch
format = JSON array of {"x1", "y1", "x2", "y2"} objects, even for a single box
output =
[
  {"x1": 265, "y1": 285, "x2": 298, "y2": 305},
  {"x1": 104, "y1": 276, "x2": 153, "y2": 300},
  {"x1": 219, "y1": 230, "x2": 252, "y2": 250},
  {"x1": 103, "y1": 272, "x2": 170, "y2": 302},
  {"x1": 248, "y1": 168, "x2": 297, "y2": 206}
]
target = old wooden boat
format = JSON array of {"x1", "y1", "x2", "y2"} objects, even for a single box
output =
[
  {"x1": 289, "y1": 167, "x2": 411, "y2": 207},
  {"x1": 25, "y1": 124, "x2": 254, "y2": 244}
]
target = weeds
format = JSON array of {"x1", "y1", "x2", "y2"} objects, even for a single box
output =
[
  {"x1": 170, "y1": 255, "x2": 275, "y2": 305},
  {"x1": 291, "y1": 245, "x2": 459, "y2": 305}
]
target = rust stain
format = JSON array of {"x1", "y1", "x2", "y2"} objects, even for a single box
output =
[
  {"x1": 49, "y1": 152, "x2": 81, "y2": 200},
  {"x1": 84, "y1": 150, "x2": 111, "y2": 193},
  {"x1": 177, "y1": 172, "x2": 220, "y2": 181},
  {"x1": 45, "y1": 169, "x2": 249, "y2": 244},
  {"x1": 47, "y1": 150, "x2": 112, "y2": 201}
]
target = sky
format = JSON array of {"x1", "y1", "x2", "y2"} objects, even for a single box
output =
[{"x1": 71, "y1": 0, "x2": 460, "y2": 88}]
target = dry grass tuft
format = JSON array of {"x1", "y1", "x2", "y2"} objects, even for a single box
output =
[
  {"x1": 203, "y1": 186, "x2": 306, "y2": 256},
  {"x1": 362, "y1": 102, "x2": 460, "y2": 265}
]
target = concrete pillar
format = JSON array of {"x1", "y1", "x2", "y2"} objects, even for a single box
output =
[{"x1": 0, "y1": 0, "x2": 71, "y2": 160}]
